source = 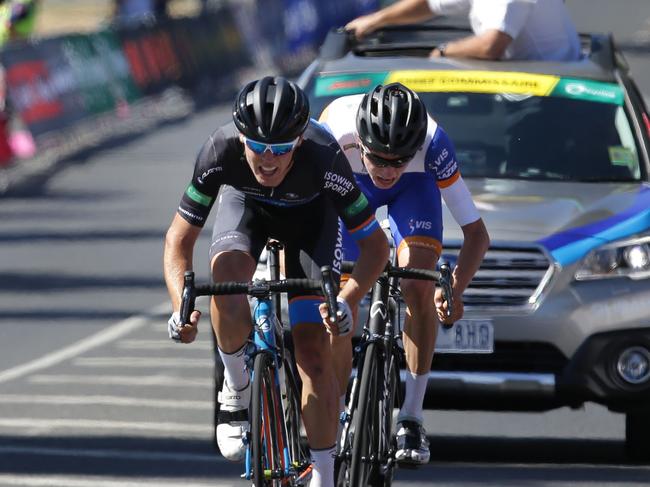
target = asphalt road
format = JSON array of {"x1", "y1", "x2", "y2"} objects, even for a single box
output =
[{"x1": 1, "y1": 1, "x2": 650, "y2": 486}]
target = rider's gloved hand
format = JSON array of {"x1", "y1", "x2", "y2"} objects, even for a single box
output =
[
  {"x1": 167, "y1": 310, "x2": 201, "y2": 343},
  {"x1": 319, "y1": 297, "x2": 354, "y2": 337}
]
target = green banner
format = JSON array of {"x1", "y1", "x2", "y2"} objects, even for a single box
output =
[{"x1": 61, "y1": 31, "x2": 141, "y2": 116}]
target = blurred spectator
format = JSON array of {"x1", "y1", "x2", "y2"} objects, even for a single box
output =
[
  {"x1": 0, "y1": 0, "x2": 39, "y2": 167},
  {"x1": 113, "y1": 0, "x2": 155, "y2": 26},
  {"x1": 0, "y1": 0, "x2": 37, "y2": 45},
  {"x1": 9, "y1": 0, "x2": 37, "y2": 40}
]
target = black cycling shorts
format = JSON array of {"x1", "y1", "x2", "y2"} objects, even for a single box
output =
[{"x1": 209, "y1": 185, "x2": 342, "y2": 327}]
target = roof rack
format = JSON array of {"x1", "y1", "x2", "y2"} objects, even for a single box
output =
[
  {"x1": 319, "y1": 22, "x2": 629, "y2": 73},
  {"x1": 319, "y1": 21, "x2": 472, "y2": 60}
]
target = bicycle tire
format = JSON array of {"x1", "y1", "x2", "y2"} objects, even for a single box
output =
[
  {"x1": 282, "y1": 354, "x2": 311, "y2": 482},
  {"x1": 251, "y1": 351, "x2": 284, "y2": 487},
  {"x1": 377, "y1": 350, "x2": 401, "y2": 487},
  {"x1": 349, "y1": 342, "x2": 381, "y2": 486}
]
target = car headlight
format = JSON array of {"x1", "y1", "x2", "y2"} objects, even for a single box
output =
[{"x1": 575, "y1": 236, "x2": 650, "y2": 280}]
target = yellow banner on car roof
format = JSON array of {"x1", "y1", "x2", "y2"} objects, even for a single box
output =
[{"x1": 385, "y1": 70, "x2": 560, "y2": 96}]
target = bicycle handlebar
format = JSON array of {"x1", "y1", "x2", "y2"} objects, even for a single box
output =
[
  {"x1": 178, "y1": 268, "x2": 339, "y2": 325},
  {"x1": 340, "y1": 259, "x2": 455, "y2": 328}
]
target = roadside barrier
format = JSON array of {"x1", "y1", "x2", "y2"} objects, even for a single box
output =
[
  {"x1": 0, "y1": 0, "x2": 379, "y2": 195},
  {"x1": 0, "y1": 6, "x2": 253, "y2": 195}
]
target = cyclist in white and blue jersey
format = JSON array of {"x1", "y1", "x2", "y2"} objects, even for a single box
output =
[{"x1": 319, "y1": 83, "x2": 490, "y2": 465}]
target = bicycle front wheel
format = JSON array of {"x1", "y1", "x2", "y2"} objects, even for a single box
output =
[
  {"x1": 377, "y1": 349, "x2": 401, "y2": 486},
  {"x1": 251, "y1": 351, "x2": 284, "y2": 487},
  {"x1": 283, "y1": 354, "x2": 311, "y2": 483},
  {"x1": 349, "y1": 342, "x2": 381, "y2": 486}
]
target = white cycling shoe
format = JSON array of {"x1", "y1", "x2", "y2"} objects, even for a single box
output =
[
  {"x1": 216, "y1": 379, "x2": 251, "y2": 462},
  {"x1": 394, "y1": 419, "x2": 430, "y2": 465}
]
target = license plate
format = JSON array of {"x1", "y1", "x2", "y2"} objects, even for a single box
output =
[{"x1": 435, "y1": 319, "x2": 494, "y2": 353}]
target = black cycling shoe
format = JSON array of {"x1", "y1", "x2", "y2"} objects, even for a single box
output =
[{"x1": 394, "y1": 419, "x2": 430, "y2": 465}]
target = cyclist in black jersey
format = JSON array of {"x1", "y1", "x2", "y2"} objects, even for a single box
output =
[{"x1": 163, "y1": 76, "x2": 388, "y2": 487}]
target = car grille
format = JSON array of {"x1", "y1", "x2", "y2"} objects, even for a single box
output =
[
  {"x1": 431, "y1": 341, "x2": 568, "y2": 374},
  {"x1": 441, "y1": 244, "x2": 553, "y2": 309}
]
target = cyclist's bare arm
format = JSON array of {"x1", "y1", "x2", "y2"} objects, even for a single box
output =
[
  {"x1": 431, "y1": 29, "x2": 513, "y2": 59},
  {"x1": 435, "y1": 218, "x2": 489, "y2": 323},
  {"x1": 345, "y1": 0, "x2": 435, "y2": 39},
  {"x1": 453, "y1": 218, "x2": 490, "y2": 294},
  {"x1": 164, "y1": 214, "x2": 203, "y2": 340}
]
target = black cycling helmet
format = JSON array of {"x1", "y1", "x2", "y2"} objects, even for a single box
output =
[
  {"x1": 356, "y1": 83, "x2": 428, "y2": 157},
  {"x1": 233, "y1": 76, "x2": 310, "y2": 143}
]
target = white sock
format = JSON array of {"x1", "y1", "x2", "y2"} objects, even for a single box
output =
[
  {"x1": 218, "y1": 343, "x2": 248, "y2": 391},
  {"x1": 310, "y1": 445, "x2": 336, "y2": 487},
  {"x1": 398, "y1": 371, "x2": 427, "y2": 424}
]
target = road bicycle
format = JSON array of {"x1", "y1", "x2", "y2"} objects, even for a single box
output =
[
  {"x1": 179, "y1": 240, "x2": 339, "y2": 486},
  {"x1": 336, "y1": 257, "x2": 453, "y2": 486}
]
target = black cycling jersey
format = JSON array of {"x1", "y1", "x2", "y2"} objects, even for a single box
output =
[{"x1": 178, "y1": 120, "x2": 375, "y2": 235}]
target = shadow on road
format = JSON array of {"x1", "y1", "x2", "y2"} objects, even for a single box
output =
[
  {"x1": 0, "y1": 272, "x2": 165, "y2": 292},
  {"x1": 0, "y1": 434, "x2": 240, "y2": 478},
  {"x1": 428, "y1": 435, "x2": 632, "y2": 464},
  {"x1": 392, "y1": 435, "x2": 649, "y2": 484}
]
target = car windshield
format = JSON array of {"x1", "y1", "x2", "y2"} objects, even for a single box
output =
[{"x1": 308, "y1": 76, "x2": 642, "y2": 182}]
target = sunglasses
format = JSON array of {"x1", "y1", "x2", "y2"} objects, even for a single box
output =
[
  {"x1": 244, "y1": 137, "x2": 299, "y2": 156},
  {"x1": 360, "y1": 145, "x2": 414, "y2": 168}
]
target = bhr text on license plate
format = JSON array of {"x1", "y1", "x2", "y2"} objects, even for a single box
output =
[{"x1": 435, "y1": 319, "x2": 493, "y2": 353}]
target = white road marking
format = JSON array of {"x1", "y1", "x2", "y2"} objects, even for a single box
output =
[
  {"x1": 28, "y1": 374, "x2": 212, "y2": 387},
  {"x1": 73, "y1": 357, "x2": 214, "y2": 367},
  {"x1": 0, "y1": 418, "x2": 209, "y2": 434},
  {"x1": 0, "y1": 445, "x2": 218, "y2": 462},
  {"x1": 0, "y1": 475, "x2": 232, "y2": 487},
  {"x1": 0, "y1": 303, "x2": 170, "y2": 384},
  {"x1": 0, "y1": 394, "x2": 211, "y2": 409},
  {"x1": 118, "y1": 339, "x2": 213, "y2": 350}
]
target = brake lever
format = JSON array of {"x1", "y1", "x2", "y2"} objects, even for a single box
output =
[
  {"x1": 179, "y1": 271, "x2": 196, "y2": 326},
  {"x1": 439, "y1": 261, "x2": 454, "y2": 330},
  {"x1": 320, "y1": 265, "x2": 339, "y2": 326}
]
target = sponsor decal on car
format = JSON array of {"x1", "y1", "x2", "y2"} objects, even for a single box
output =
[
  {"x1": 315, "y1": 71, "x2": 624, "y2": 105},
  {"x1": 538, "y1": 186, "x2": 650, "y2": 265},
  {"x1": 387, "y1": 70, "x2": 559, "y2": 96},
  {"x1": 315, "y1": 73, "x2": 388, "y2": 97}
]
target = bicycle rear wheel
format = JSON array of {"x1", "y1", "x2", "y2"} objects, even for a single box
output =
[
  {"x1": 251, "y1": 351, "x2": 284, "y2": 487},
  {"x1": 349, "y1": 342, "x2": 381, "y2": 486}
]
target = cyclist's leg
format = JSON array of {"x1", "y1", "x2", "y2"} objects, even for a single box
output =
[
  {"x1": 209, "y1": 186, "x2": 267, "y2": 461},
  {"x1": 279, "y1": 196, "x2": 341, "y2": 487},
  {"x1": 388, "y1": 175, "x2": 442, "y2": 464}
]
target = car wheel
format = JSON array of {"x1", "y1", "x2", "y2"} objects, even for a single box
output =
[{"x1": 625, "y1": 411, "x2": 650, "y2": 462}]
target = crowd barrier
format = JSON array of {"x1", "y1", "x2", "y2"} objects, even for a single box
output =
[{"x1": 0, "y1": 0, "x2": 379, "y2": 195}]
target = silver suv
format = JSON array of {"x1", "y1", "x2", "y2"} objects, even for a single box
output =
[{"x1": 299, "y1": 24, "x2": 650, "y2": 461}]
